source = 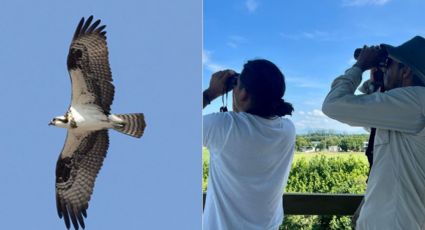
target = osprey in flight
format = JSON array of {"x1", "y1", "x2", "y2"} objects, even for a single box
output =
[{"x1": 49, "y1": 16, "x2": 146, "y2": 230}]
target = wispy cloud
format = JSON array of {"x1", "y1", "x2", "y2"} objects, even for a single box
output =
[
  {"x1": 280, "y1": 30, "x2": 339, "y2": 42},
  {"x1": 285, "y1": 75, "x2": 329, "y2": 89},
  {"x1": 293, "y1": 109, "x2": 366, "y2": 133},
  {"x1": 301, "y1": 97, "x2": 327, "y2": 106},
  {"x1": 226, "y1": 35, "x2": 248, "y2": 48},
  {"x1": 294, "y1": 109, "x2": 331, "y2": 130},
  {"x1": 245, "y1": 0, "x2": 259, "y2": 13},
  {"x1": 202, "y1": 50, "x2": 226, "y2": 72},
  {"x1": 342, "y1": 0, "x2": 390, "y2": 6}
]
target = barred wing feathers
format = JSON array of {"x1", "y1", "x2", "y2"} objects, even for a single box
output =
[
  {"x1": 55, "y1": 130, "x2": 109, "y2": 230},
  {"x1": 67, "y1": 16, "x2": 115, "y2": 114}
]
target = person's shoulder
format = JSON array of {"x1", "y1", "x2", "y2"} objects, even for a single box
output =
[
  {"x1": 280, "y1": 117, "x2": 296, "y2": 135},
  {"x1": 386, "y1": 86, "x2": 425, "y2": 102},
  {"x1": 204, "y1": 112, "x2": 228, "y2": 119},
  {"x1": 409, "y1": 86, "x2": 425, "y2": 94},
  {"x1": 224, "y1": 111, "x2": 251, "y2": 120},
  {"x1": 279, "y1": 117, "x2": 294, "y2": 127},
  {"x1": 203, "y1": 112, "x2": 237, "y2": 125},
  {"x1": 389, "y1": 86, "x2": 425, "y2": 94}
]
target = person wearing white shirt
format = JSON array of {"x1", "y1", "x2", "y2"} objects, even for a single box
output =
[{"x1": 203, "y1": 59, "x2": 296, "y2": 230}]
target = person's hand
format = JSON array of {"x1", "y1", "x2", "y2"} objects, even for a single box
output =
[
  {"x1": 369, "y1": 67, "x2": 379, "y2": 82},
  {"x1": 205, "y1": 69, "x2": 237, "y2": 101},
  {"x1": 354, "y1": 45, "x2": 383, "y2": 72}
]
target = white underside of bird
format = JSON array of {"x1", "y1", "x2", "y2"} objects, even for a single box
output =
[
  {"x1": 53, "y1": 69, "x2": 125, "y2": 132},
  {"x1": 68, "y1": 106, "x2": 124, "y2": 131}
]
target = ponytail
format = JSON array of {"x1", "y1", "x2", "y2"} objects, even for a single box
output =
[
  {"x1": 247, "y1": 98, "x2": 294, "y2": 118},
  {"x1": 274, "y1": 99, "x2": 294, "y2": 116}
]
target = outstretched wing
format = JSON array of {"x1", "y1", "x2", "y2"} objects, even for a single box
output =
[
  {"x1": 67, "y1": 16, "x2": 115, "y2": 114},
  {"x1": 55, "y1": 130, "x2": 109, "y2": 230}
]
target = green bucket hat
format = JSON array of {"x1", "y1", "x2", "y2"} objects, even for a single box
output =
[{"x1": 381, "y1": 36, "x2": 425, "y2": 84}]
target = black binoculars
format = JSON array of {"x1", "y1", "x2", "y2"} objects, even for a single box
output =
[
  {"x1": 353, "y1": 45, "x2": 388, "y2": 68},
  {"x1": 225, "y1": 73, "x2": 240, "y2": 92},
  {"x1": 354, "y1": 46, "x2": 386, "y2": 90}
]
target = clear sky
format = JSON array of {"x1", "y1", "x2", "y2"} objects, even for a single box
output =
[
  {"x1": 0, "y1": 1, "x2": 201, "y2": 230},
  {"x1": 203, "y1": 0, "x2": 425, "y2": 134}
]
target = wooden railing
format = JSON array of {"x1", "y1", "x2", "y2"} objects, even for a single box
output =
[{"x1": 203, "y1": 193, "x2": 364, "y2": 215}]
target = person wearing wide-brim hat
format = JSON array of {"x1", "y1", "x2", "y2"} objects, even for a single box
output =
[{"x1": 322, "y1": 36, "x2": 425, "y2": 230}]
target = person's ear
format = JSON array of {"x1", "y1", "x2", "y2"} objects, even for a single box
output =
[
  {"x1": 401, "y1": 67, "x2": 413, "y2": 86},
  {"x1": 239, "y1": 88, "x2": 249, "y2": 102}
]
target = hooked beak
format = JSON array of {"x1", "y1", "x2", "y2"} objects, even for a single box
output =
[{"x1": 48, "y1": 121, "x2": 54, "y2": 126}]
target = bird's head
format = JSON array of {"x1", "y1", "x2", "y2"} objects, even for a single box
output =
[{"x1": 49, "y1": 116, "x2": 69, "y2": 128}]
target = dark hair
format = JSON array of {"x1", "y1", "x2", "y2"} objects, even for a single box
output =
[
  {"x1": 398, "y1": 63, "x2": 425, "y2": 87},
  {"x1": 238, "y1": 59, "x2": 294, "y2": 118}
]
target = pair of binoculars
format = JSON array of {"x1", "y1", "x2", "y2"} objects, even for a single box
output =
[
  {"x1": 354, "y1": 47, "x2": 386, "y2": 91},
  {"x1": 225, "y1": 73, "x2": 240, "y2": 92},
  {"x1": 353, "y1": 46, "x2": 388, "y2": 68}
]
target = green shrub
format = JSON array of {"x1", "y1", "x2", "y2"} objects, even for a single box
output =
[
  {"x1": 203, "y1": 148, "x2": 209, "y2": 192},
  {"x1": 203, "y1": 158, "x2": 209, "y2": 192},
  {"x1": 282, "y1": 153, "x2": 368, "y2": 229},
  {"x1": 286, "y1": 154, "x2": 368, "y2": 194}
]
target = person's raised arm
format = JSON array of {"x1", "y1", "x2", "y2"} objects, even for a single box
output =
[
  {"x1": 203, "y1": 70, "x2": 237, "y2": 108},
  {"x1": 322, "y1": 47, "x2": 424, "y2": 133}
]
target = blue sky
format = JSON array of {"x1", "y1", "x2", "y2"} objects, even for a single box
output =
[
  {"x1": 203, "y1": 0, "x2": 425, "y2": 133},
  {"x1": 0, "y1": 1, "x2": 201, "y2": 229}
]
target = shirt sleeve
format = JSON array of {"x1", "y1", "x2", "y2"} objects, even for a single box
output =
[
  {"x1": 322, "y1": 66, "x2": 425, "y2": 134},
  {"x1": 203, "y1": 113, "x2": 233, "y2": 155}
]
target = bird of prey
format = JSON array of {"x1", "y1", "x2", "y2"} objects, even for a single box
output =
[{"x1": 49, "y1": 16, "x2": 146, "y2": 230}]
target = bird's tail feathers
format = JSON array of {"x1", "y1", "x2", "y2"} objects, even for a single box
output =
[{"x1": 110, "y1": 113, "x2": 146, "y2": 138}]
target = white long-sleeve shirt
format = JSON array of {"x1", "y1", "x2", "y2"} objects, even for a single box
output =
[
  {"x1": 203, "y1": 112, "x2": 295, "y2": 230},
  {"x1": 323, "y1": 66, "x2": 425, "y2": 230}
]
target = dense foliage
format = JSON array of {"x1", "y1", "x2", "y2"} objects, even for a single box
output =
[
  {"x1": 203, "y1": 150, "x2": 370, "y2": 230},
  {"x1": 202, "y1": 148, "x2": 209, "y2": 192},
  {"x1": 281, "y1": 153, "x2": 368, "y2": 230}
]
